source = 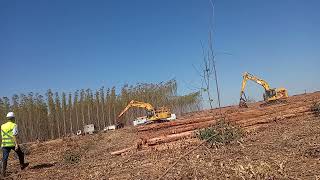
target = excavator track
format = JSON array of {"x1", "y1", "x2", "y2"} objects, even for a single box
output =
[{"x1": 259, "y1": 99, "x2": 287, "y2": 107}]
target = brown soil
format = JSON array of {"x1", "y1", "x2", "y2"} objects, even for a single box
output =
[{"x1": 3, "y1": 92, "x2": 320, "y2": 179}]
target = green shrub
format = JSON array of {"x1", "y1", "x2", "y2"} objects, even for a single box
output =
[{"x1": 196, "y1": 119, "x2": 243, "y2": 146}]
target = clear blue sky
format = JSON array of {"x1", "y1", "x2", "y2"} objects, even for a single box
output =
[{"x1": 0, "y1": 0, "x2": 319, "y2": 107}]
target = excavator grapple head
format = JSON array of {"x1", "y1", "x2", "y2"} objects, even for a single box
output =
[{"x1": 239, "y1": 97, "x2": 248, "y2": 108}]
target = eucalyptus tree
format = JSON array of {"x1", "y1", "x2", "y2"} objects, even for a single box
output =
[
  {"x1": 110, "y1": 87, "x2": 116, "y2": 124},
  {"x1": 46, "y1": 89, "x2": 56, "y2": 139},
  {"x1": 11, "y1": 95, "x2": 20, "y2": 124},
  {"x1": 55, "y1": 92, "x2": 62, "y2": 138},
  {"x1": 80, "y1": 89, "x2": 86, "y2": 128},
  {"x1": 105, "y1": 88, "x2": 111, "y2": 126},
  {"x1": 73, "y1": 91, "x2": 80, "y2": 132},
  {"x1": 100, "y1": 87, "x2": 105, "y2": 128},
  {"x1": 68, "y1": 93, "x2": 73, "y2": 134},
  {"x1": 62, "y1": 92, "x2": 67, "y2": 136},
  {"x1": 0, "y1": 98, "x2": 6, "y2": 128},
  {"x1": 35, "y1": 94, "x2": 49, "y2": 140},
  {"x1": 95, "y1": 90, "x2": 101, "y2": 130}
]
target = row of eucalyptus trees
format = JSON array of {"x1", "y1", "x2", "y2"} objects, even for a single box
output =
[{"x1": 0, "y1": 80, "x2": 201, "y2": 143}]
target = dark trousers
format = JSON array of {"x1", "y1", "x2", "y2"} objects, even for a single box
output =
[{"x1": 2, "y1": 146, "x2": 25, "y2": 172}]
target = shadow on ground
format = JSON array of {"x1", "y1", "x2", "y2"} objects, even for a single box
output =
[{"x1": 30, "y1": 163, "x2": 56, "y2": 170}]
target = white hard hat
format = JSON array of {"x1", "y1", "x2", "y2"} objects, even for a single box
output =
[{"x1": 6, "y1": 112, "x2": 15, "y2": 118}]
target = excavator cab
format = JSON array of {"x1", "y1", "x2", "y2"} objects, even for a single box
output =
[
  {"x1": 263, "y1": 89, "x2": 276, "y2": 101},
  {"x1": 264, "y1": 88, "x2": 288, "y2": 102},
  {"x1": 146, "y1": 110, "x2": 154, "y2": 118}
]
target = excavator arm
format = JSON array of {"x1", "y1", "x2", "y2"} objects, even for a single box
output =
[
  {"x1": 240, "y1": 72, "x2": 271, "y2": 95},
  {"x1": 117, "y1": 100, "x2": 155, "y2": 119}
]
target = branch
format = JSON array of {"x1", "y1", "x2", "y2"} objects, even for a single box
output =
[{"x1": 157, "y1": 135, "x2": 216, "y2": 180}]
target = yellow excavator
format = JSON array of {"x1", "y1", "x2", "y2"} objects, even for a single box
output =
[
  {"x1": 117, "y1": 100, "x2": 174, "y2": 126},
  {"x1": 239, "y1": 72, "x2": 288, "y2": 108}
]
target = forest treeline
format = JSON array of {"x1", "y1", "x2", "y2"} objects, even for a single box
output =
[{"x1": 0, "y1": 80, "x2": 201, "y2": 143}]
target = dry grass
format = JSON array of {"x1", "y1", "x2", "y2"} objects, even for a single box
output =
[
  {"x1": 62, "y1": 149, "x2": 81, "y2": 164},
  {"x1": 311, "y1": 101, "x2": 320, "y2": 116},
  {"x1": 231, "y1": 161, "x2": 286, "y2": 179}
]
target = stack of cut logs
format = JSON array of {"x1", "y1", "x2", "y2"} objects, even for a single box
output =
[{"x1": 111, "y1": 92, "x2": 320, "y2": 155}]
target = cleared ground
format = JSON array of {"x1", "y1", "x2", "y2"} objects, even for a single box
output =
[{"x1": 4, "y1": 92, "x2": 320, "y2": 179}]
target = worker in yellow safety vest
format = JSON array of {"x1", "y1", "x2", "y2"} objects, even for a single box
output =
[{"x1": 1, "y1": 112, "x2": 29, "y2": 177}]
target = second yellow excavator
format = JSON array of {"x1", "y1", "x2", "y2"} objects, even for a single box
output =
[
  {"x1": 239, "y1": 72, "x2": 288, "y2": 108},
  {"x1": 117, "y1": 100, "x2": 175, "y2": 126}
]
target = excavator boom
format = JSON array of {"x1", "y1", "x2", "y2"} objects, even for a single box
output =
[
  {"x1": 118, "y1": 100, "x2": 154, "y2": 118},
  {"x1": 240, "y1": 72, "x2": 271, "y2": 95}
]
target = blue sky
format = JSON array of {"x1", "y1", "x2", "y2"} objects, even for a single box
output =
[{"x1": 0, "y1": 0, "x2": 319, "y2": 107}]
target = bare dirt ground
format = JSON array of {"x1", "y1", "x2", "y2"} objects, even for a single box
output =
[{"x1": 3, "y1": 92, "x2": 320, "y2": 179}]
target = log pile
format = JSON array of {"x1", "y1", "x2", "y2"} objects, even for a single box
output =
[{"x1": 111, "y1": 91, "x2": 320, "y2": 155}]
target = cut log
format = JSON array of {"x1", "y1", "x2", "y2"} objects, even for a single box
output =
[
  {"x1": 237, "y1": 106, "x2": 311, "y2": 127},
  {"x1": 110, "y1": 146, "x2": 135, "y2": 155},
  {"x1": 138, "y1": 116, "x2": 216, "y2": 132},
  {"x1": 147, "y1": 131, "x2": 195, "y2": 146}
]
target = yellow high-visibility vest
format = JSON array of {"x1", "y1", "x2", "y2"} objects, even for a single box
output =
[{"x1": 1, "y1": 121, "x2": 16, "y2": 147}]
